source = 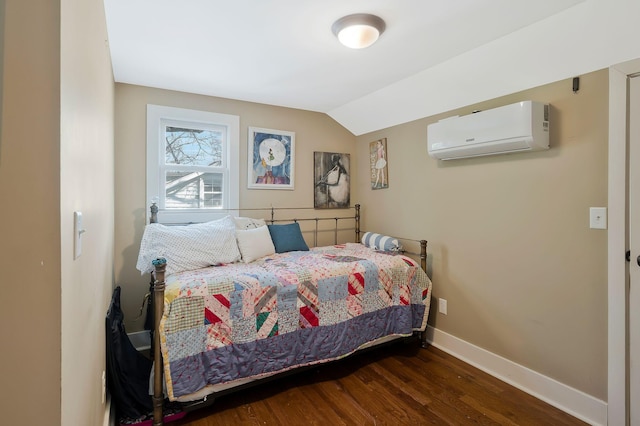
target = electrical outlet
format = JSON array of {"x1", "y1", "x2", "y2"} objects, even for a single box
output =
[
  {"x1": 101, "y1": 370, "x2": 106, "y2": 404},
  {"x1": 438, "y1": 298, "x2": 448, "y2": 315},
  {"x1": 589, "y1": 207, "x2": 607, "y2": 229}
]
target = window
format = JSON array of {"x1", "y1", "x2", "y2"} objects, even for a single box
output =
[{"x1": 147, "y1": 105, "x2": 239, "y2": 223}]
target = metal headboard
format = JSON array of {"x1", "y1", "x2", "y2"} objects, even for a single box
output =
[{"x1": 149, "y1": 203, "x2": 361, "y2": 247}]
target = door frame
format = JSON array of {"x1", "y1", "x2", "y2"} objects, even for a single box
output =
[{"x1": 609, "y1": 58, "x2": 640, "y2": 426}]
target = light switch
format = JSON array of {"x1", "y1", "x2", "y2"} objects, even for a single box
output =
[
  {"x1": 74, "y1": 211, "x2": 84, "y2": 259},
  {"x1": 589, "y1": 207, "x2": 607, "y2": 230}
]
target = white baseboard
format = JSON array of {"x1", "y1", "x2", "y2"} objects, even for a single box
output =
[{"x1": 425, "y1": 326, "x2": 607, "y2": 426}]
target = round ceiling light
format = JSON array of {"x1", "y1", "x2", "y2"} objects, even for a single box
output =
[{"x1": 331, "y1": 13, "x2": 386, "y2": 49}]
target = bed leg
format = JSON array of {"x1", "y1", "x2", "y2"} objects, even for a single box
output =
[
  {"x1": 420, "y1": 330, "x2": 428, "y2": 348},
  {"x1": 152, "y1": 258, "x2": 167, "y2": 426}
]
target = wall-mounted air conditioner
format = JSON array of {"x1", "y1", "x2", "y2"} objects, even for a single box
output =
[{"x1": 427, "y1": 100, "x2": 549, "y2": 160}]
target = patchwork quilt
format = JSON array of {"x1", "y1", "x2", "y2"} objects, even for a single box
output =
[{"x1": 159, "y1": 242, "x2": 432, "y2": 400}]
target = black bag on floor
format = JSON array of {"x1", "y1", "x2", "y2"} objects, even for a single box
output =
[{"x1": 106, "y1": 286, "x2": 153, "y2": 422}]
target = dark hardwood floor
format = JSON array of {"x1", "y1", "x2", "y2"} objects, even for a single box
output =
[{"x1": 171, "y1": 340, "x2": 587, "y2": 426}]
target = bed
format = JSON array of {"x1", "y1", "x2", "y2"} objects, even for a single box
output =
[{"x1": 137, "y1": 204, "x2": 432, "y2": 425}]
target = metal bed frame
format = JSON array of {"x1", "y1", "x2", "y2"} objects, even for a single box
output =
[{"x1": 146, "y1": 203, "x2": 427, "y2": 425}]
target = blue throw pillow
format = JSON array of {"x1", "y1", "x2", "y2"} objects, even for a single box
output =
[{"x1": 268, "y1": 222, "x2": 309, "y2": 253}]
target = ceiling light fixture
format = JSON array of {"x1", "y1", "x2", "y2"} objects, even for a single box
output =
[{"x1": 331, "y1": 13, "x2": 386, "y2": 49}]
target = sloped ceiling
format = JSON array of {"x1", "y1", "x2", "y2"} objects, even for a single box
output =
[{"x1": 105, "y1": 0, "x2": 640, "y2": 135}]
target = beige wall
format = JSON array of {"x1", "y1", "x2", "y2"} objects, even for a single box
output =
[
  {"x1": 0, "y1": 1, "x2": 115, "y2": 425},
  {"x1": 116, "y1": 72, "x2": 608, "y2": 401},
  {"x1": 114, "y1": 84, "x2": 356, "y2": 331},
  {"x1": 355, "y1": 70, "x2": 608, "y2": 400},
  {"x1": 0, "y1": 0, "x2": 62, "y2": 424},
  {"x1": 60, "y1": 0, "x2": 114, "y2": 425},
  {"x1": 0, "y1": 0, "x2": 609, "y2": 421}
]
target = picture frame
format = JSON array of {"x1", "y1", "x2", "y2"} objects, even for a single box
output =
[
  {"x1": 314, "y1": 151, "x2": 350, "y2": 209},
  {"x1": 369, "y1": 138, "x2": 388, "y2": 190},
  {"x1": 247, "y1": 126, "x2": 295, "y2": 190}
]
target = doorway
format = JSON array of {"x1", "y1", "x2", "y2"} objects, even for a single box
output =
[
  {"x1": 609, "y1": 59, "x2": 640, "y2": 426},
  {"x1": 629, "y1": 74, "x2": 640, "y2": 426}
]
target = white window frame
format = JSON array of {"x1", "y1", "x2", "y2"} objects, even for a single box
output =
[{"x1": 146, "y1": 104, "x2": 239, "y2": 224}]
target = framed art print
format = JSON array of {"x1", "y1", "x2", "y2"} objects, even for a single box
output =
[
  {"x1": 314, "y1": 151, "x2": 350, "y2": 209},
  {"x1": 369, "y1": 138, "x2": 388, "y2": 189},
  {"x1": 247, "y1": 127, "x2": 295, "y2": 190}
]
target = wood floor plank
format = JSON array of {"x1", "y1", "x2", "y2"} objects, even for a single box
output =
[
  {"x1": 310, "y1": 375, "x2": 377, "y2": 424},
  {"x1": 172, "y1": 341, "x2": 587, "y2": 426}
]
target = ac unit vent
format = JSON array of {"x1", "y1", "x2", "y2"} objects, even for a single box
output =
[{"x1": 427, "y1": 101, "x2": 550, "y2": 160}]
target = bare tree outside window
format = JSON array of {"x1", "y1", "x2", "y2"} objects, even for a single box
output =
[
  {"x1": 165, "y1": 126, "x2": 223, "y2": 166},
  {"x1": 164, "y1": 125, "x2": 226, "y2": 209}
]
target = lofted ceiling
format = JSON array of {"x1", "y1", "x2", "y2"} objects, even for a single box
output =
[{"x1": 105, "y1": 0, "x2": 599, "y2": 135}]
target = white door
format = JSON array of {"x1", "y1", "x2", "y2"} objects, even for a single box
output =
[{"x1": 630, "y1": 74, "x2": 640, "y2": 425}]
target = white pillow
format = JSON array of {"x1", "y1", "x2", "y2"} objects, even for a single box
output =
[
  {"x1": 136, "y1": 215, "x2": 241, "y2": 275},
  {"x1": 233, "y1": 216, "x2": 267, "y2": 230},
  {"x1": 236, "y1": 226, "x2": 276, "y2": 263}
]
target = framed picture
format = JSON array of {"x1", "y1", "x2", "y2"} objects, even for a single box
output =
[
  {"x1": 369, "y1": 138, "x2": 388, "y2": 190},
  {"x1": 247, "y1": 127, "x2": 295, "y2": 190},
  {"x1": 314, "y1": 151, "x2": 350, "y2": 209}
]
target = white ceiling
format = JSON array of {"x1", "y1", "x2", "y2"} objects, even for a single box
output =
[{"x1": 105, "y1": 0, "x2": 630, "y2": 135}]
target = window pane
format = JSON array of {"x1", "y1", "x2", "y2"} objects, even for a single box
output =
[
  {"x1": 165, "y1": 171, "x2": 224, "y2": 209},
  {"x1": 165, "y1": 126, "x2": 224, "y2": 166}
]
